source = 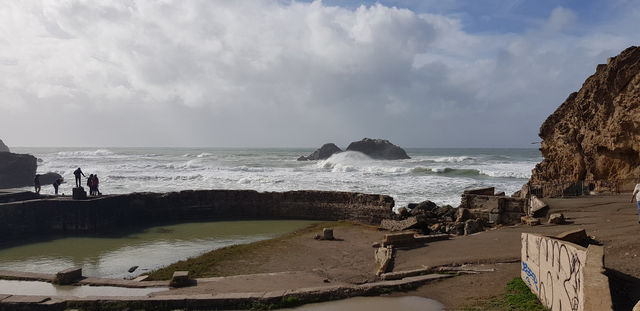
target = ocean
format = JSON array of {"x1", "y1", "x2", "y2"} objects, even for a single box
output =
[{"x1": 13, "y1": 147, "x2": 541, "y2": 209}]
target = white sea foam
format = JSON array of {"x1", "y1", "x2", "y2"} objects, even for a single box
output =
[{"x1": 18, "y1": 147, "x2": 540, "y2": 208}]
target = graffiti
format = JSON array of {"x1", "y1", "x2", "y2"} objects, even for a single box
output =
[
  {"x1": 522, "y1": 261, "x2": 538, "y2": 291},
  {"x1": 521, "y1": 233, "x2": 585, "y2": 311}
]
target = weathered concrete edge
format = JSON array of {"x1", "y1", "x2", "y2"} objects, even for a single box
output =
[
  {"x1": 0, "y1": 273, "x2": 453, "y2": 310},
  {"x1": 583, "y1": 245, "x2": 613, "y2": 311},
  {"x1": 0, "y1": 271, "x2": 168, "y2": 288}
]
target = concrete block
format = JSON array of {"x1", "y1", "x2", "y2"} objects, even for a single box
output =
[
  {"x1": 382, "y1": 232, "x2": 416, "y2": 247},
  {"x1": 53, "y1": 267, "x2": 82, "y2": 285},
  {"x1": 555, "y1": 228, "x2": 588, "y2": 246},
  {"x1": 529, "y1": 195, "x2": 549, "y2": 217},
  {"x1": 548, "y1": 213, "x2": 566, "y2": 224},
  {"x1": 322, "y1": 228, "x2": 334, "y2": 240},
  {"x1": 463, "y1": 187, "x2": 494, "y2": 195},
  {"x1": 72, "y1": 187, "x2": 87, "y2": 200},
  {"x1": 170, "y1": 271, "x2": 192, "y2": 288},
  {"x1": 374, "y1": 247, "x2": 394, "y2": 275}
]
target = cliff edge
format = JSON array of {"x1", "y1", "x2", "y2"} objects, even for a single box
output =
[{"x1": 530, "y1": 46, "x2": 640, "y2": 184}]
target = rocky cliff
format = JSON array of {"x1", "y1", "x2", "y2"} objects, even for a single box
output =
[
  {"x1": 0, "y1": 139, "x2": 9, "y2": 152},
  {"x1": 0, "y1": 152, "x2": 37, "y2": 189},
  {"x1": 530, "y1": 46, "x2": 640, "y2": 184}
]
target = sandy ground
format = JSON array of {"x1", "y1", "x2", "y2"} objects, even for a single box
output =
[{"x1": 155, "y1": 194, "x2": 640, "y2": 310}]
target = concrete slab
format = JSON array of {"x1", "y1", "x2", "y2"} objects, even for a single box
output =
[{"x1": 1, "y1": 295, "x2": 50, "y2": 303}]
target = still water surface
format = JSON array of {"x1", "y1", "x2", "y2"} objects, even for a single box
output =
[
  {"x1": 283, "y1": 296, "x2": 445, "y2": 311},
  {"x1": 0, "y1": 220, "x2": 316, "y2": 279}
]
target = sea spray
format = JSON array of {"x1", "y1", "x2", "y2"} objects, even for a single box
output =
[{"x1": 14, "y1": 147, "x2": 541, "y2": 208}]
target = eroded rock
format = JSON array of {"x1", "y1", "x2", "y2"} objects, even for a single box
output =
[
  {"x1": 297, "y1": 143, "x2": 342, "y2": 161},
  {"x1": 346, "y1": 138, "x2": 410, "y2": 160},
  {"x1": 0, "y1": 139, "x2": 9, "y2": 152}
]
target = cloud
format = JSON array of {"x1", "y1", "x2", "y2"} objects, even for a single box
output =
[{"x1": 0, "y1": 0, "x2": 638, "y2": 147}]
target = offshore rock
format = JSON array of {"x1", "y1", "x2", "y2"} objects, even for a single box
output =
[
  {"x1": 346, "y1": 138, "x2": 410, "y2": 160},
  {"x1": 0, "y1": 139, "x2": 9, "y2": 152},
  {"x1": 39, "y1": 172, "x2": 63, "y2": 185},
  {"x1": 297, "y1": 143, "x2": 342, "y2": 161},
  {"x1": 0, "y1": 152, "x2": 37, "y2": 189},
  {"x1": 530, "y1": 46, "x2": 640, "y2": 184}
]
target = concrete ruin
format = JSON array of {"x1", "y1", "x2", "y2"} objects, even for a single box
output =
[
  {"x1": 0, "y1": 189, "x2": 394, "y2": 242},
  {"x1": 460, "y1": 188, "x2": 525, "y2": 225},
  {"x1": 521, "y1": 232, "x2": 613, "y2": 311}
]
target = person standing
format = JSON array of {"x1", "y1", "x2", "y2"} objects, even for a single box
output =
[
  {"x1": 53, "y1": 178, "x2": 62, "y2": 195},
  {"x1": 87, "y1": 174, "x2": 94, "y2": 195},
  {"x1": 94, "y1": 174, "x2": 100, "y2": 195},
  {"x1": 34, "y1": 174, "x2": 41, "y2": 194},
  {"x1": 73, "y1": 167, "x2": 85, "y2": 188},
  {"x1": 630, "y1": 182, "x2": 640, "y2": 223}
]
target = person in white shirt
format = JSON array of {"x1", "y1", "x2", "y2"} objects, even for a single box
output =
[{"x1": 630, "y1": 183, "x2": 640, "y2": 223}]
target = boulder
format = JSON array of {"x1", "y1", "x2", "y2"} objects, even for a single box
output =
[
  {"x1": 409, "y1": 200, "x2": 437, "y2": 216},
  {"x1": 297, "y1": 143, "x2": 342, "y2": 161},
  {"x1": 0, "y1": 152, "x2": 37, "y2": 189},
  {"x1": 346, "y1": 138, "x2": 410, "y2": 160},
  {"x1": 464, "y1": 219, "x2": 483, "y2": 235},
  {"x1": 39, "y1": 172, "x2": 63, "y2": 185},
  {"x1": 397, "y1": 206, "x2": 410, "y2": 218},
  {"x1": 0, "y1": 139, "x2": 9, "y2": 152},
  {"x1": 434, "y1": 205, "x2": 456, "y2": 218},
  {"x1": 548, "y1": 213, "x2": 566, "y2": 224}
]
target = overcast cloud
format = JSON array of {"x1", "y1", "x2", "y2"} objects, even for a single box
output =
[{"x1": 0, "y1": 0, "x2": 638, "y2": 148}]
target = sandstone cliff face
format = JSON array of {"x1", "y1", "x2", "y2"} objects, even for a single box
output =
[{"x1": 531, "y1": 46, "x2": 640, "y2": 183}]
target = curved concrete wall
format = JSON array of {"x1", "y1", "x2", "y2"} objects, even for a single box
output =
[{"x1": 0, "y1": 190, "x2": 394, "y2": 242}]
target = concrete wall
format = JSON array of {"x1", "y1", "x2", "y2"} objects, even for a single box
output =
[
  {"x1": 460, "y1": 194, "x2": 525, "y2": 224},
  {"x1": 0, "y1": 190, "x2": 394, "y2": 242},
  {"x1": 521, "y1": 233, "x2": 613, "y2": 311}
]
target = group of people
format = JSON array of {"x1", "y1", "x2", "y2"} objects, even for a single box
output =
[{"x1": 34, "y1": 167, "x2": 101, "y2": 196}]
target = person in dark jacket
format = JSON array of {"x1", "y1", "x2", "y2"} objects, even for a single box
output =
[
  {"x1": 34, "y1": 174, "x2": 41, "y2": 194},
  {"x1": 73, "y1": 167, "x2": 85, "y2": 188},
  {"x1": 53, "y1": 178, "x2": 62, "y2": 195}
]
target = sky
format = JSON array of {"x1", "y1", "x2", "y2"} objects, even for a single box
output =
[{"x1": 0, "y1": 0, "x2": 638, "y2": 148}]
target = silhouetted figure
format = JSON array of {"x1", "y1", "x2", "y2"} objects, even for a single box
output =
[
  {"x1": 87, "y1": 174, "x2": 94, "y2": 195},
  {"x1": 94, "y1": 174, "x2": 100, "y2": 195},
  {"x1": 73, "y1": 167, "x2": 85, "y2": 188},
  {"x1": 34, "y1": 174, "x2": 41, "y2": 194},
  {"x1": 53, "y1": 178, "x2": 62, "y2": 195}
]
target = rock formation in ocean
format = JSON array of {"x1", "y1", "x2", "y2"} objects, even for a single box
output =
[
  {"x1": 297, "y1": 143, "x2": 342, "y2": 161},
  {"x1": 0, "y1": 152, "x2": 37, "y2": 189},
  {"x1": 530, "y1": 46, "x2": 640, "y2": 184},
  {"x1": 0, "y1": 139, "x2": 9, "y2": 152},
  {"x1": 39, "y1": 172, "x2": 64, "y2": 185},
  {"x1": 346, "y1": 138, "x2": 410, "y2": 160}
]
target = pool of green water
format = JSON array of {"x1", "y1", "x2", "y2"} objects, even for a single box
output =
[{"x1": 0, "y1": 220, "x2": 317, "y2": 279}]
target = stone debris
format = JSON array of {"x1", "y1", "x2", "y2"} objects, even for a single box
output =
[
  {"x1": 323, "y1": 228, "x2": 334, "y2": 240},
  {"x1": 374, "y1": 246, "x2": 394, "y2": 276},
  {"x1": 170, "y1": 271, "x2": 192, "y2": 288},
  {"x1": 464, "y1": 219, "x2": 483, "y2": 235},
  {"x1": 53, "y1": 267, "x2": 82, "y2": 285},
  {"x1": 521, "y1": 216, "x2": 540, "y2": 226},
  {"x1": 529, "y1": 195, "x2": 549, "y2": 217},
  {"x1": 548, "y1": 213, "x2": 566, "y2": 224}
]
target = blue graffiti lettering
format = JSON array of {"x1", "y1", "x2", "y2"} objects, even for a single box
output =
[{"x1": 522, "y1": 261, "x2": 538, "y2": 291}]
